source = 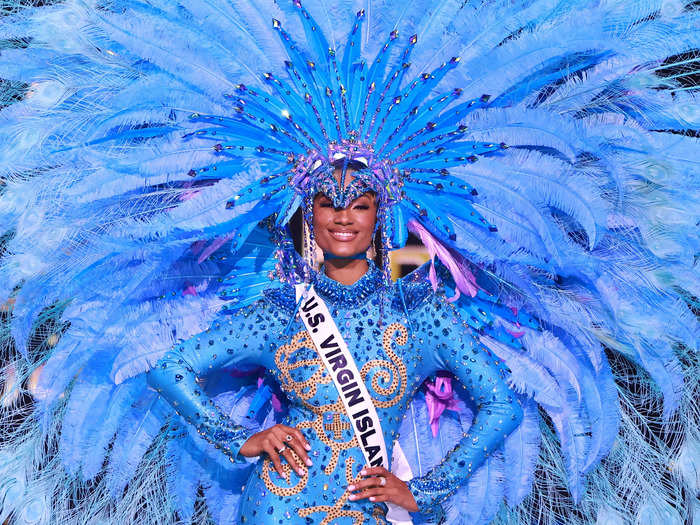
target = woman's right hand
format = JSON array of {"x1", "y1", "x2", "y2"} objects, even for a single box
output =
[{"x1": 238, "y1": 424, "x2": 313, "y2": 476}]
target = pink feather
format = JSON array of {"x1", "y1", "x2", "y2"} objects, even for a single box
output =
[{"x1": 408, "y1": 219, "x2": 479, "y2": 299}]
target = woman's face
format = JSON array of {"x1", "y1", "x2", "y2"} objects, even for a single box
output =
[{"x1": 312, "y1": 170, "x2": 377, "y2": 259}]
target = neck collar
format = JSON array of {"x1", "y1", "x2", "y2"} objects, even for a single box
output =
[
  {"x1": 314, "y1": 260, "x2": 384, "y2": 306},
  {"x1": 323, "y1": 251, "x2": 367, "y2": 260}
]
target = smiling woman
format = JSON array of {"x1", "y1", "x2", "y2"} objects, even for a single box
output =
[
  {"x1": 0, "y1": 1, "x2": 697, "y2": 525},
  {"x1": 312, "y1": 166, "x2": 378, "y2": 285},
  {"x1": 231, "y1": 159, "x2": 442, "y2": 519}
]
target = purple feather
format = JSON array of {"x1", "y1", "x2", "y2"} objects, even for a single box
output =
[{"x1": 408, "y1": 219, "x2": 479, "y2": 299}]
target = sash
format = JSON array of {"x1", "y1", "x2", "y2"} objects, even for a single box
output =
[{"x1": 295, "y1": 284, "x2": 413, "y2": 524}]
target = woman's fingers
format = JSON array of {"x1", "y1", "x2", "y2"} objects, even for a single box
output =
[
  {"x1": 360, "y1": 466, "x2": 389, "y2": 477},
  {"x1": 261, "y1": 441, "x2": 284, "y2": 476},
  {"x1": 346, "y1": 466, "x2": 419, "y2": 512},
  {"x1": 281, "y1": 425, "x2": 312, "y2": 451},
  {"x1": 276, "y1": 426, "x2": 313, "y2": 467},
  {"x1": 242, "y1": 424, "x2": 312, "y2": 477},
  {"x1": 348, "y1": 487, "x2": 386, "y2": 501},
  {"x1": 348, "y1": 471, "x2": 391, "y2": 501},
  {"x1": 347, "y1": 476, "x2": 385, "y2": 492},
  {"x1": 270, "y1": 435, "x2": 306, "y2": 476},
  {"x1": 348, "y1": 466, "x2": 389, "y2": 494},
  {"x1": 277, "y1": 425, "x2": 313, "y2": 458}
]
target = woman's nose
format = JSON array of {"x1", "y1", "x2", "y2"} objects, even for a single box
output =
[{"x1": 333, "y1": 207, "x2": 352, "y2": 223}]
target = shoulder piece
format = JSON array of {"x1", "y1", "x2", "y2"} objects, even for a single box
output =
[
  {"x1": 391, "y1": 261, "x2": 436, "y2": 312},
  {"x1": 262, "y1": 284, "x2": 297, "y2": 316}
]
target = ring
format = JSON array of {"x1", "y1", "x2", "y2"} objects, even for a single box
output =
[
  {"x1": 285, "y1": 434, "x2": 293, "y2": 442},
  {"x1": 277, "y1": 445, "x2": 287, "y2": 454},
  {"x1": 379, "y1": 476, "x2": 387, "y2": 487}
]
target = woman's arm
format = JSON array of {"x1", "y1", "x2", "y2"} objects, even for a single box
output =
[
  {"x1": 147, "y1": 303, "x2": 280, "y2": 463},
  {"x1": 407, "y1": 296, "x2": 524, "y2": 516}
]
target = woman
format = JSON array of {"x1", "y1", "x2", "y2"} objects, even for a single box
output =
[
  {"x1": 0, "y1": 1, "x2": 696, "y2": 524},
  {"x1": 147, "y1": 163, "x2": 524, "y2": 523}
]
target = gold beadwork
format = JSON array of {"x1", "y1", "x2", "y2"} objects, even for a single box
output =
[
  {"x1": 297, "y1": 456, "x2": 366, "y2": 524},
  {"x1": 360, "y1": 323, "x2": 408, "y2": 408},
  {"x1": 268, "y1": 324, "x2": 410, "y2": 523},
  {"x1": 372, "y1": 506, "x2": 387, "y2": 524},
  {"x1": 274, "y1": 330, "x2": 331, "y2": 411},
  {"x1": 260, "y1": 449, "x2": 309, "y2": 497},
  {"x1": 324, "y1": 412, "x2": 351, "y2": 439}
]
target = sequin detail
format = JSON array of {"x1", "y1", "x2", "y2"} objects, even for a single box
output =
[
  {"x1": 148, "y1": 263, "x2": 523, "y2": 523},
  {"x1": 314, "y1": 261, "x2": 385, "y2": 307}
]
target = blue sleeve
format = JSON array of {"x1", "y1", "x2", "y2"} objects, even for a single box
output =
[
  {"x1": 147, "y1": 301, "x2": 281, "y2": 464},
  {"x1": 407, "y1": 294, "x2": 524, "y2": 516}
]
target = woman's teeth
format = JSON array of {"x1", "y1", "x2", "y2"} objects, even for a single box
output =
[{"x1": 330, "y1": 231, "x2": 356, "y2": 240}]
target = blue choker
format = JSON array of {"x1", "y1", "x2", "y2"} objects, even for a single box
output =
[{"x1": 323, "y1": 252, "x2": 367, "y2": 260}]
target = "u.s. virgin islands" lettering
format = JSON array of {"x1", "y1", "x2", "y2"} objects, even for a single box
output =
[{"x1": 300, "y1": 294, "x2": 384, "y2": 467}]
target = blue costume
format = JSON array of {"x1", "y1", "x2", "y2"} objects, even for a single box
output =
[
  {"x1": 0, "y1": 1, "x2": 697, "y2": 524},
  {"x1": 148, "y1": 262, "x2": 523, "y2": 522}
]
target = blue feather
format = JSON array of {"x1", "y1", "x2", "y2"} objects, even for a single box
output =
[
  {"x1": 165, "y1": 438, "x2": 202, "y2": 521},
  {"x1": 451, "y1": 453, "x2": 505, "y2": 525},
  {"x1": 105, "y1": 389, "x2": 169, "y2": 497},
  {"x1": 0, "y1": 1, "x2": 697, "y2": 523},
  {"x1": 503, "y1": 399, "x2": 541, "y2": 507},
  {"x1": 81, "y1": 381, "x2": 147, "y2": 480}
]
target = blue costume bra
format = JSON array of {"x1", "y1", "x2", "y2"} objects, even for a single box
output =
[{"x1": 148, "y1": 262, "x2": 523, "y2": 523}]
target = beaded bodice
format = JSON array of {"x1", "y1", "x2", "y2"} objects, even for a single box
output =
[{"x1": 148, "y1": 263, "x2": 522, "y2": 524}]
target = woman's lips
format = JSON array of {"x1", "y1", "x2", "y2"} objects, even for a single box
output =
[{"x1": 329, "y1": 230, "x2": 358, "y2": 241}]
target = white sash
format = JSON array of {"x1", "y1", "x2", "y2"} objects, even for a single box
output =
[{"x1": 295, "y1": 284, "x2": 413, "y2": 524}]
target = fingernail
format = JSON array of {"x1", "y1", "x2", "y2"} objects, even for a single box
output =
[
  {"x1": 370, "y1": 496, "x2": 376, "y2": 502},
  {"x1": 298, "y1": 468, "x2": 306, "y2": 475},
  {"x1": 347, "y1": 484, "x2": 356, "y2": 491},
  {"x1": 360, "y1": 470, "x2": 367, "y2": 476},
  {"x1": 305, "y1": 444, "x2": 311, "y2": 451},
  {"x1": 305, "y1": 459, "x2": 313, "y2": 466},
  {"x1": 348, "y1": 495, "x2": 356, "y2": 501}
]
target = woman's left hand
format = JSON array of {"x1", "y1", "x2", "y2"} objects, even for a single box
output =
[{"x1": 347, "y1": 466, "x2": 419, "y2": 512}]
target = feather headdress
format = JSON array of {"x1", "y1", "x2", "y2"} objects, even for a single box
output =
[{"x1": 0, "y1": 0, "x2": 698, "y2": 523}]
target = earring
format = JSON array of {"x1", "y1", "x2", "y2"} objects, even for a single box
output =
[
  {"x1": 378, "y1": 205, "x2": 392, "y2": 284},
  {"x1": 367, "y1": 239, "x2": 377, "y2": 261},
  {"x1": 302, "y1": 197, "x2": 316, "y2": 273},
  {"x1": 302, "y1": 220, "x2": 316, "y2": 270}
]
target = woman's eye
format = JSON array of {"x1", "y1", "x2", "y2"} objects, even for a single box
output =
[
  {"x1": 353, "y1": 205, "x2": 370, "y2": 210},
  {"x1": 319, "y1": 202, "x2": 333, "y2": 208}
]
